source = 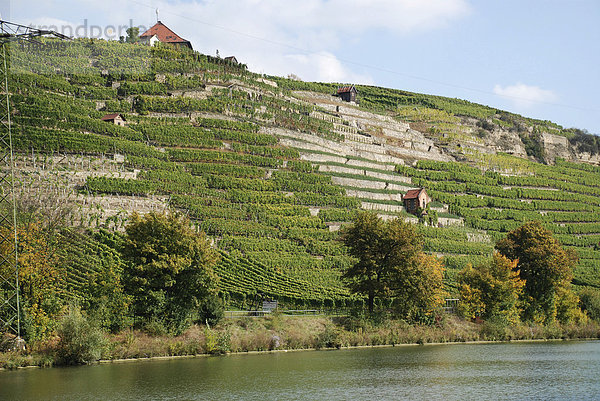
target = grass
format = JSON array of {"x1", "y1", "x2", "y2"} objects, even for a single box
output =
[{"x1": 3, "y1": 315, "x2": 599, "y2": 369}]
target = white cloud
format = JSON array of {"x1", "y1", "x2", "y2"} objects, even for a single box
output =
[
  {"x1": 285, "y1": 52, "x2": 374, "y2": 84},
  {"x1": 295, "y1": 0, "x2": 471, "y2": 34},
  {"x1": 493, "y1": 83, "x2": 559, "y2": 108},
  {"x1": 13, "y1": 0, "x2": 470, "y2": 83}
]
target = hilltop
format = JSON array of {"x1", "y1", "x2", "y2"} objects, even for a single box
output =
[{"x1": 6, "y1": 37, "x2": 600, "y2": 309}]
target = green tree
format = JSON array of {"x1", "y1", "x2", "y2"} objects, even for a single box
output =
[
  {"x1": 457, "y1": 253, "x2": 525, "y2": 324},
  {"x1": 125, "y1": 27, "x2": 139, "y2": 44},
  {"x1": 123, "y1": 212, "x2": 218, "y2": 334},
  {"x1": 579, "y1": 287, "x2": 600, "y2": 321},
  {"x1": 495, "y1": 221, "x2": 580, "y2": 323},
  {"x1": 342, "y1": 212, "x2": 445, "y2": 318},
  {"x1": 341, "y1": 212, "x2": 386, "y2": 314}
]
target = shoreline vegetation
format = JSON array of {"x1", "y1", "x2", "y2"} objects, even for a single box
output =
[{"x1": 2, "y1": 314, "x2": 599, "y2": 370}]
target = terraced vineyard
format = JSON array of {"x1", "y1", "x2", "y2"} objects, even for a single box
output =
[
  {"x1": 396, "y1": 159, "x2": 600, "y2": 289},
  {"x1": 6, "y1": 38, "x2": 600, "y2": 308}
]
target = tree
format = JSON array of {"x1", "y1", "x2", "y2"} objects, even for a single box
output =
[
  {"x1": 391, "y1": 252, "x2": 446, "y2": 322},
  {"x1": 125, "y1": 27, "x2": 139, "y2": 44},
  {"x1": 123, "y1": 212, "x2": 218, "y2": 334},
  {"x1": 342, "y1": 212, "x2": 387, "y2": 314},
  {"x1": 495, "y1": 221, "x2": 580, "y2": 323},
  {"x1": 342, "y1": 212, "x2": 445, "y2": 319},
  {"x1": 457, "y1": 253, "x2": 525, "y2": 324},
  {"x1": 0, "y1": 222, "x2": 62, "y2": 342},
  {"x1": 579, "y1": 287, "x2": 600, "y2": 321}
]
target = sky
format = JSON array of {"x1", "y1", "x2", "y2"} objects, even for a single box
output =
[{"x1": 4, "y1": 0, "x2": 600, "y2": 134}]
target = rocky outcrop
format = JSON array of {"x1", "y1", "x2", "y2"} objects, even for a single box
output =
[{"x1": 541, "y1": 132, "x2": 571, "y2": 163}]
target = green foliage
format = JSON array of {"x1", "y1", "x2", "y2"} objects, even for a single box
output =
[
  {"x1": 519, "y1": 132, "x2": 545, "y2": 161},
  {"x1": 0, "y1": 222, "x2": 63, "y2": 342},
  {"x1": 56, "y1": 229, "x2": 131, "y2": 333},
  {"x1": 579, "y1": 287, "x2": 600, "y2": 321},
  {"x1": 198, "y1": 294, "x2": 224, "y2": 326},
  {"x1": 341, "y1": 212, "x2": 445, "y2": 318},
  {"x1": 125, "y1": 27, "x2": 139, "y2": 44},
  {"x1": 204, "y1": 327, "x2": 230, "y2": 354},
  {"x1": 496, "y1": 221, "x2": 580, "y2": 323},
  {"x1": 457, "y1": 253, "x2": 525, "y2": 323},
  {"x1": 566, "y1": 128, "x2": 600, "y2": 155},
  {"x1": 7, "y1": 37, "x2": 600, "y2": 321},
  {"x1": 123, "y1": 212, "x2": 219, "y2": 334},
  {"x1": 55, "y1": 306, "x2": 106, "y2": 365}
]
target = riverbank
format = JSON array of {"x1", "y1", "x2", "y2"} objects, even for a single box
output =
[{"x1": 2, "y1": 314, "x2": 599, "y2": 370}]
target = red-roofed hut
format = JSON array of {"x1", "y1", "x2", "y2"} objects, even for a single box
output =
[
  {"x1": 337, "y1": 85, "x2": 358, "y2": 102},
  {"x1": 101, "y1": 113, "x2": 126, "y2": 126},
  {"x1": 403, "y1": 188, "x2": 430, "y2": 215}
]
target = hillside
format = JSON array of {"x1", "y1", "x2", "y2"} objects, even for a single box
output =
[{"x1": 5, "y1": 38, "x2": 600, "y2": 308}]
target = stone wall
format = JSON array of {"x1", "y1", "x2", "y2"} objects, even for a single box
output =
[
  {"x1": 346, "y1": 189, "x2": 402, "y2": 201},
  {"x1": 331, "y1": 176, "x2": 387, "y2": 190},
  {"x1": 361, "y1": 202, "x2": 405, "y2": 212},
  {"x1": 12, "y1": 154, "x2": 169, "y2": 230}
]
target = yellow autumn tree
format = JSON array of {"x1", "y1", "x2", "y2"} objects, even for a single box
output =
[
  {"x1": 0, "y1": 222, "x2": 63, "y2": 341},
  {"x1": 391, "y1": 252, "x2": 446, "y2": 321},
  {"x1": 458, "y1": 253, "x2": 525, "y2": 324},
  {"x1": 496, "y1": 221, "x2": 582, "y2": 323}
]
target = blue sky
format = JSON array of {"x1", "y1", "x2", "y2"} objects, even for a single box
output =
[{"x1": 6, "y1": 0, "x2": 600, "y2": 134}]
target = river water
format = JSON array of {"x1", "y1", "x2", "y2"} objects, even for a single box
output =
[{"x1": 1, "y1": 341, "x2": 599, "y2": 400}]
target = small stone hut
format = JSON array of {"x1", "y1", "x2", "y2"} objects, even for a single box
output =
[
  {"x1": 101, "y1": 113, "x2": 126, "y2": 126},
  {"x1": 403, "y1": 188, "x2": 431, "y2": 215}
]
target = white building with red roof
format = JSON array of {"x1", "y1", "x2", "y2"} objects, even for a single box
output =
[{"x1": 139, "y1": 21, "x2": 192, "y2": 50}]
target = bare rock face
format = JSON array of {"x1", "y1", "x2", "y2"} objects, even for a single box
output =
[
  {"x1": 291, "y1": 90, "x2": 600, "y2": 168},
  {"x1": 484, "y1": 129, "x2": 528, "y2": 158},
  {"x1": 574, "y1": 151, "x2": 600, "y2": 164},
  {"x1": 540, "y1": 132, "x2": 571, "y2": 163}
]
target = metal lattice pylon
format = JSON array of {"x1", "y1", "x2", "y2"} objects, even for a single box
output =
[
  {"x1": 0, "y1": 20, "x2": 70, "y2": 338},
  {"x1": 0, "y1": 36, "x2": 20, "y2": 337}
]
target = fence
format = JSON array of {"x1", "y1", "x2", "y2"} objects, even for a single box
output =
[{"x1": 224, "y1": 309, "x2": 350, "y2": 318}]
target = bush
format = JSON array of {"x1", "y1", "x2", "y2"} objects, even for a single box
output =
[
  {"x1": 198, "y1": 294, "x2": 224, "y2": 327},
  {"x1": 142, "y1": 319, "x2": 169, "y2": 337},
  {"x1": 480, "y1": 316, "x2": 510, "y2": 341},
  {"x1": 204, "y1": 327, "x2": 230, "y2": 354},
  {"x1": 55, "y1": 307, "x2": 106, "y2": 365},
  {"x1": 579, "y1": 287, "x2": 600, "y2": 321},
  {"x1": 316, "y1": 325, "x2": 343, "y2": 349}
]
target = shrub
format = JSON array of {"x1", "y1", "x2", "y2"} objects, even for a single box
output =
[
  {"x1": 316, "y1": 325, "x2": 342, "y2": 349},
  {"x1": 480, "y1": 316, "x2": 510, "y2": 341},
  {"x1": 204, "y1": 327, "x2": 230, "y2": 354},
  {"x1": 198, "y1": 294, "x2": 224, "y2": 327},
  {"x1": 55, "y1": 307, "x2": 106, "y2": 365},
  {"x1": 579, "y1": 287, "x2": 600, "y2": 321}
]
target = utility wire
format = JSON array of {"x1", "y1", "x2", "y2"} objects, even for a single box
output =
[{"x1": 95, "y1": 0, "x2": 600, "y2": 114}]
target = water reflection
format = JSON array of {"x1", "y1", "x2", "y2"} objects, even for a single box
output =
[{"x1": 1, "y1": 341, "x2": 599, "y2": 400}]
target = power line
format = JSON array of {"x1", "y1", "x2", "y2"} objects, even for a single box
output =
[{"x1": 47, "y1": 0, "x2": 600, "y2": 115}]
